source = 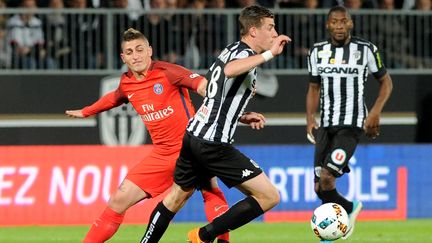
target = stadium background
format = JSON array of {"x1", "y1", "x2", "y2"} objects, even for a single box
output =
[{"x1": 1, "y1": 1, "x2": 432, "y2": 231}]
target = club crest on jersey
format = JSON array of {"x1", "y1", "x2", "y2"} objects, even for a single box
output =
[
  {"x1": 153, "y1": 83, "x2": 163, "y2": 94},
  {"x1": 353, "y1": 50, "x2": 361, "y2": 61}
]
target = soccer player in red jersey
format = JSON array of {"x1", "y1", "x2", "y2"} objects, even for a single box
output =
[{"x1": 66, "y1": 28, "x2": 231, "y2": 243}]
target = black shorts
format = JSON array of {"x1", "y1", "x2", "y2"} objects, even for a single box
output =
[
  {"x1": 174, "y1": 132, "x2": 263, "y2": 189},
  {"x1": 314, "y1": 126, "x2": 362, "y2": 182}
]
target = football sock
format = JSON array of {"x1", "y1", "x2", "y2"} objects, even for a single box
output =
[
  {"x1": 202, "y1": 188, "x2": 230, "y2": 242},
  {"x1": 321, "y1": 188, "x2": 353, "y2": 214},
  {"x1": 83, "y1": 207, "x2": 124, "y2": 243},
  {"x1": 199, "y1": 196, "x2": 264, "y2": 241},
  {"x1": 316, "y1": 190, "x2": 323, "y2": 200},
  {"x1": 140, "y1": 202, "x2": 175, "y2": 243}
]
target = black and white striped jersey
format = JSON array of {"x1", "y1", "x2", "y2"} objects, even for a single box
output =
[
  {"x1": 307, "y1": 36, "x2": 387, "y2": 128},
  {"x1": 187, "y1": 41, "x2": 257, "y2": 143}
]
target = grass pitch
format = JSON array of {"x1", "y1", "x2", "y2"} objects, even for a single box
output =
[{"x1": 0, "y1": 219, "x2": 431, "y2": 242}]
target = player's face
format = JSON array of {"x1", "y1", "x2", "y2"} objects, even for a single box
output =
[
  {"x1": 254, "y1": 17, "x2": 278, "y2": 53},
  {"x1": 120, "y1": 39, "x2": 152, "y2": 73},
  {"x1": 326, "y1": 11, "x2": 353, "y2": 45}
]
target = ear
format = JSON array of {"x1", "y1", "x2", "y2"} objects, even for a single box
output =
[
  {"x1": 120, "y1": 53, "x2": 126, "y2": 63},
  {"x1": 148, "y1": 46, "x2": 153, "y2": 57},
  {"x1": 250, "y1": 26, "x2": 257, "y2": 38},
  {"x1": 348, "y1": 19, "x2": 354, "y2": 31}
]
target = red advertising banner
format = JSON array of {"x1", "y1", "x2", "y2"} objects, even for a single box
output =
[{"x1": 0, "y1": 145, "x2": 168, "y2": 226}]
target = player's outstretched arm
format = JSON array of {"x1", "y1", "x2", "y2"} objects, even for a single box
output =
[
  {"x1": 65, "y1": 89, "x2": 128, "y2": 118},
  {"x1": 224, "y1": 35, "x2": 291, "y2": 78},
  {"x1": 239, "y1": 111, "x2": 266, "y2": 130},
  {"x1": 196, "y1": 78, "x2": 208, "y2": 97},
  {"x1": 65, "y1": 109, "x2": 85, "y2": 118}
]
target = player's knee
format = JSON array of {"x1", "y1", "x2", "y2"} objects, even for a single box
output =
[
  {"x1": 264, "y1": 185, "x2": 280, "y2": 209},
  {"x1": 107, "y1": 195, "x2": 128, "y2": 213}
]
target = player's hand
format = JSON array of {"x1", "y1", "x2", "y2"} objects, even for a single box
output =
[
  {"x1": 270, "y1": 35, "x2": 291, "y2": 56},
  {"x1": 65, "y1": 109, "x2": 85, "y2": 118},
  {"x1": 364, "y1": 112, "x2": 380, "y2": 139},
  {"x1": 239, "y1": 112, "x2": 266, "y2": 130},
  {"x1": 306, "y1": 119, "x2": 319, "y2": 144}
]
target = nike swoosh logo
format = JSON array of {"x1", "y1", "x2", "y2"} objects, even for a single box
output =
[
  {"x1": 214, "y1": 205, "x2": 228, "y2": 212},
  {"x1": 128, "y1": 93, "x2": 135, "y2": 99}
]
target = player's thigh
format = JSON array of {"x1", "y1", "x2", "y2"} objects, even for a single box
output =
[
  {"x1": 174, "y1": 133, "x2": 209, "y2": 188},
  {"x1": 206, "y1": 143, "x2": 263, "y2": 189},
  {"x1": 126, "y1": 152, "x2": 177, "y2": 197},
  {"x1": 313, "y1": 127, "x2": 331, "y2": 182},
  {"x1": 324, "y1": 127, "x2": 361, "y2": 177}
]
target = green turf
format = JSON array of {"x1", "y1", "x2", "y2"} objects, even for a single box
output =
[{"x1": 0, "y1": 220, "x2": 431, "y2": 242}]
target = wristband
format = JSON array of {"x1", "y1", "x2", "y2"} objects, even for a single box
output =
[{"x1": 261, "y1": 50, "x2": 274, "y2": 62}]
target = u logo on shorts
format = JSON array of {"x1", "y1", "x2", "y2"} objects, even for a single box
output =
[{"x1": 331, "y1": 149, "x2": 346, "y2": 165}]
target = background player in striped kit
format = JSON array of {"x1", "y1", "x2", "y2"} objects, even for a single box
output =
[
  {"x1": 139, "y1": 5, "x2": 291, "y2": 243},
  {"x1": 306, "y1": 6, "x2": 393, "y2": 242},
  {"x1": 65, "y1": 28, "x2": 230, "y2": 243}
]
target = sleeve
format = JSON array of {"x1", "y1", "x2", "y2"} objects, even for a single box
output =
[
  {"x1": 163, "y1": 62, "x2": 205, "y2": 91},
  {"x1": 82, "y1": 88, "x2": 127, "y2": 117},
  {"x1": 308, "y1": 47, "x2": 321, "y2": 84},
  {"x1": 367, "y1": 43, "x2": 387, "y2": 80},
  {"x1": 230, "y1": 48, "x2": 254, "y2": 62}
]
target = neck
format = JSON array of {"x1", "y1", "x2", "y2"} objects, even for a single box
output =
[
  {"x1": 241, "y1": 36, "x2": 261, "y2": 53},
  {"x1": 134, "y1": 70, "x2": 147, "y2": 80},
  {"x1": 332, "y1": 35, "x2": 351, "y2": 47}
]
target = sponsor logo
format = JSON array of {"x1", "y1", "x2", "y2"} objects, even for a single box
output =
[
  {"x1": 317, "y1": 67, "x2": 359, "y2": 74},
  {"x1": 99, "y1": 76, "x2": 146, "y2": 145},
  {"x1": 242, "y1": 169, "x2": 254, "y2": 178},
  {"x1": 318, "y1": 50, "x2": 332, "y2": 59},
  {"x1": 153, "y1": 83, "x2": 163, "y2": 94},
  {"x1": 331, "y1": 149, "x2": 347, "y2": 165},
  {"x1": 327, "y1": 163, "x2": 344, "y2": 174},
  {"x1": 141, "y1": 105, "x2": 174, "y2": 122},
  {"x1": 195, "y1": 105, "x2": 209, "y2": 122},
  {"x1": 141, "y1": 212, "x2": 160, "y2": 243},
  {"x1": 127, "y1": 93, "x2": 135, "y2": 99}
]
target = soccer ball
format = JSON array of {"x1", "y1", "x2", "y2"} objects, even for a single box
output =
[{"x1": 310, "y1": 203, "x2": 349, "y2": 241}]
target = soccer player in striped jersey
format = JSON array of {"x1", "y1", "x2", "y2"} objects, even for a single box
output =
[
  {"x1": 66, "y1": 28, "x2": 230, "y2": 243},
  {"x1": 306, "y1": 6, "x2": 393, "y2": 242},
  {"x1": 139, "y1": 5, "x2": 291, "y2": 243}
]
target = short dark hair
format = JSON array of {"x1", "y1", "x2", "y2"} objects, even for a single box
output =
[
  {"x1": 328, "y1": 5, "x2": 351, "y2": 19},
  {"x1": 239, "y1": 5, "x2": 274, "y2": 37},
  {"x1": 122, "y1": 28, "x2": 148, "y2": 44}
]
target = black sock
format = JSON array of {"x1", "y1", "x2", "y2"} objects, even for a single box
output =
[
  {"x1": 321, "y1": 189, "x2": 353, "y2": 214},
  {"x1": 140, "y1": 202, "x2": 175, "y2": 243},
  {"x1": 199, "y1": 196, "x2": 264, "y2": 241},
  {"x1": 316, "y1": 190, "x2": 323, "y2": 201}
]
